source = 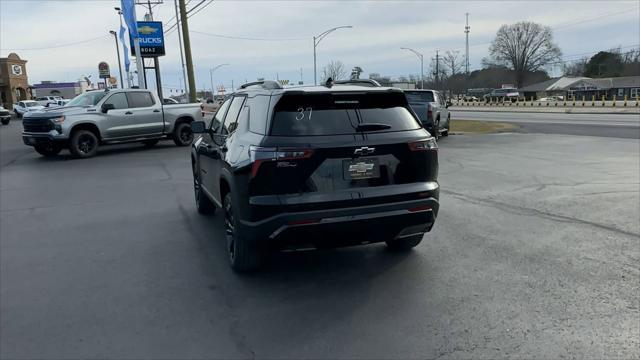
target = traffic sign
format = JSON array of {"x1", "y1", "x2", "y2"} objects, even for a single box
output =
[{"x1": 98, "y1": 62, "x2": 110, "y2": 79}]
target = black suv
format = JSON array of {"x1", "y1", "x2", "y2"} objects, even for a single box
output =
[{"x1": 190, "y1": 80, "x2": 439, "y2": 271}]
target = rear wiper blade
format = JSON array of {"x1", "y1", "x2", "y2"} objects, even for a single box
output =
[{"x1": 355, "y1": 123, "x2": 392, "y2": 131}]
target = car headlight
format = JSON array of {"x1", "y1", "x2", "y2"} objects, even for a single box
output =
[{"x1": 51, "y1": 116, "x2": 65, "y2": 124}]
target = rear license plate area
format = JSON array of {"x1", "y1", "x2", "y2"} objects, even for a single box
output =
[{"x1": 343, "y1": 158, "x2": 380, "y2": 180}]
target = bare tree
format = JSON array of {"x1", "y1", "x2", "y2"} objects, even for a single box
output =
[
  {"x1": 442, "y1": 50, "x2": 465, "y2": 76},
  {"x1": 350, "y1": 66, "x2": 363, "y2": 80},
  {"x1": 563, "y1": 57, "x2": 588, "y2": 77},
  {"x1": 488, "y1": 21, "x2": 562, "y2": 87},
  {"x1": 322, "y1": 60, "x2": 347, "y2": 81}
]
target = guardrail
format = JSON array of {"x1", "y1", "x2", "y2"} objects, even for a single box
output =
[{"x1": 455, "y1": 95, "x2": 640, "y2": 108}]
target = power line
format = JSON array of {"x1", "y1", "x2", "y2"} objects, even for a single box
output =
[
  {"x1": 190, "y1": 30, "x2": 308, "y2": 41},
  {"x1": 0, "y1": 35, "x2": 109, "y2": 51},
  {"x1": 164, "y1": 0, "x2": 213, "y2": 36}
]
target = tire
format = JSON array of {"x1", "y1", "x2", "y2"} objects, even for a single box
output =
[
  {"x1": 385, "y1": 234, "x2": 423, "y2": 251},
  {"x1": 1, "y1": 118, "x2": 9, "y2": 125},
  {"x1": 34, "y1": 142, "x2": 62, "y2": 157},
  {"x1": 442, "y1": 116, "x2": 450, "y2": 137},
  {"x1": 193, "y1": 166, "x2": 215, "y2": 214},
  {"x1": 431, "y1": 119, "x2": 440, "y2": 140},
  {"x1": 14, "y1": 110, "x2": 21, "y2": 118},
  {"x1": 224, "y1": 192, "x2": 261, "y2": 272},
  {"x1": 69, "y1": 129, "x2": 99, "y2": 158},
  {"x1": 172, "y1": 122, "x2": 193, "y2": 146},
  {"x1": 142, "y1": 139, "x2": 160, "y2": 147}
]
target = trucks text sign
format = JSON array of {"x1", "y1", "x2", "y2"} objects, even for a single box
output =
[{"x1": 130, "y1": 21, "x2": 165, "y2": 57}]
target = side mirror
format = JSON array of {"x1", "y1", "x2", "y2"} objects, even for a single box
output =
[
  {"x1": 446, "y1": 101, "x2": 452, "y2": 108},
  {"x1": 101, "y1": 103, "x2": 115, "y2": 113},
  {"x1": 191, "y1": 120, "x2": 207, "y2": 134}
]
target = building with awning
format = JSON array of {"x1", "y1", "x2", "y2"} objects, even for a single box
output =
[{"x1": 519, "y1": 76, "x2": 640, "y2": 100}]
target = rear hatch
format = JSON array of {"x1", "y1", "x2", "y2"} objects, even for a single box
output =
[{"x1": 258, "y1": 90, "x2": 438, "y2": 212}]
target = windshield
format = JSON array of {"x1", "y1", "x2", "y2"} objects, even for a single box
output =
[
  {"x1": 66, "y1": 91, "x2": 107, "y2": 107},
  {"x1": 404, "y1": 91, "x2": 435, "y2": 103}
]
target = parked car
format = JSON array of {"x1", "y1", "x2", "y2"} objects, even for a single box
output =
[
  {"x1": 35, "y1": 96, "x2": 63, "y2": 107},
  {"x1": 483, "y1": 88, "x2": 521, "y2": 103},
  {"x1": 190, "y1": 80, "x2": 440, "y2": 271},
  {"x1": 13, "y1": 100, "x2": 45, "y2": 117},
  {"x1": 45, "y1": 99, "x2": 70, "y2": 108},
  {"x1": 22, "y1": 89, "x2": 203, "y2": 158},
  {"x1": 403, "y1": 89, "x2": 450, "y2": 139},
  {"x1": 0, "y1": 105, "x2": 11, "y2": 125},
  {"x1": 537, "y1": 96, "x2": 564, "y2": 102}
]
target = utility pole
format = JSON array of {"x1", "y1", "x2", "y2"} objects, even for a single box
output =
[
  {"x1": 109, "y1": 31, "x2": 124, "y2": 89},
  {"x1": 144, "y1": 2, "x2": 162, "y2": 101},
  {"x1": 434, "y1": 50, "x2": 440, "y2": 90},
  {"x1": 179, "y1": 0, "x2": 197, "y2": 103},
  {"x1": 465, "y1": 13, "x2": 470, "y2": 75},
  {"x1": 173, "y1": 0, "x2": 188, "y2": 98}
]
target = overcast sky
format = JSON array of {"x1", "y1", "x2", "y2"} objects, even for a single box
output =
[{"x1": 1, "y1": 0, "x2": 639, "y2": 93}]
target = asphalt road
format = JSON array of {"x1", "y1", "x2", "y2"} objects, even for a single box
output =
[
  {"x1": 1, "y1": 118, "x2": 639, "y2": 359},
  {"x1": 452, "y1": 110, "x2": 640, "y2": 139}
]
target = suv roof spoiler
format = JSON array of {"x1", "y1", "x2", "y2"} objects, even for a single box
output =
[{"x1": 239, "y1": 80, "x2": 283, "y2": 90}]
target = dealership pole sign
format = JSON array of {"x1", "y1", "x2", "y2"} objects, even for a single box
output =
[
  {"x1": 98, "y1": 62, "x2": 110, "y2": 79},
  {"x1": 130, "y1": 21, "x2": 165, "y2": 57}
]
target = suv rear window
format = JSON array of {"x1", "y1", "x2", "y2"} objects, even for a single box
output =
[
  {"x1": 271, "y1": 92, "x2": 420, "y2": 136},
  {"x1": 405, "y1": 91, "x2": 434, "y2": 103}
]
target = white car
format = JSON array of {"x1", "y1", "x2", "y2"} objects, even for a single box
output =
[
  {"x1": 13, "y1": 100, "x2": 45, "y2": 117},
  {"x1": 0, "y1": 105, "x2": 11, "y2": 125},
  {"x1": 35, "y1": 96, "x2": 62, "y2": 107},
  {"x1": 46, "y1": 99, "x2": 70, "y2": 108}
]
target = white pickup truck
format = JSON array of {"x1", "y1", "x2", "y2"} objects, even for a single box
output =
[
  {"x1": 22, "y1": 89, "x2": 203, "y2": 158},
  {"x1": 13, "y1": 100, "x2": 45, "y2": 117}
]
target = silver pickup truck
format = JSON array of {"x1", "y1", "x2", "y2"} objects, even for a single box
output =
[{"x1": 22, "y1": 89, "x2": 203, "y2": 158}]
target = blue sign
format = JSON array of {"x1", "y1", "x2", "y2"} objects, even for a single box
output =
[{"x1": 130, "y1": 21, "x2": 165, "y2": 57}]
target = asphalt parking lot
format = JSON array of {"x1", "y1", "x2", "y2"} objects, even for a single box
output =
[{"x1": 1, "y1": 118, "x2": 638, "y2": 359}]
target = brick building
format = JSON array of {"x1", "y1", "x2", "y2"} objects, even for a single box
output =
[{"x1": 0, "y1": 53, "x2": 32, "y2": 109}]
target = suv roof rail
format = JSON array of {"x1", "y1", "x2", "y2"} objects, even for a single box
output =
[
  {"x1": 239, "y1": 80, "x2": 283, "y2": 90},
  {"x1": 333, "y1": 79, "x2": 382, "y2": 87}
]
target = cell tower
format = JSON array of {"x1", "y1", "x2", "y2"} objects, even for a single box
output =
[{"x1": 465, "y1": 13, "x2": 470, "y2": 74}]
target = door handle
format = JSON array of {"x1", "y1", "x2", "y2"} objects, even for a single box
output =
[
  {"x1": 125, "y1": 111, "x2": 133, "y2": 115},
  {"x1": 153, "y1": 109, "x2": 160, "y2": 113}
]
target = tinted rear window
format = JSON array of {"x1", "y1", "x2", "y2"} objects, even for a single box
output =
[
  {"x1": 405, "y1": 91, "x2": 434, "y2": 103},
  {"x1": 271, "y1": 92, "x2": 420, "y2": 136},
  {"x1": 127, "y1": 92, "x2": 155, "y2": 108}
]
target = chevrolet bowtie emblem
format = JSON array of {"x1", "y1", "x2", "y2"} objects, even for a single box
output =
[{"x1": 354, "y1": 147, "x2": 375, "y2": 155}]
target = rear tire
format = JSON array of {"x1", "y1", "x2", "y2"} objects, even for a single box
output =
[
  {"x1": 142, "y1": 139, "x2": 160, "y2": 147},
  {"x1": 224, "y1": 192, "x2": 261, "y2": 272},
  {"x1": 385, "y1": 234, "x2": 423, "y2": 251},
  {"x1": 1, "y1": 118, "x2": 9, "y2": 125},
  {"x1": 172, "y1": 122, "x2": 193, "y2": 146},
  {"x1": 442, "y1": 116, "x2": 450, "y2": 137},
  {"x1": 34, "y1": 142, "x2": 62, "y2": 157},
  {"x1": 69, "y1": 129, "x2": 99, "y2": 158},
  {"x1": 431, "y1": 119, "x2": 440, "y2": 140}
]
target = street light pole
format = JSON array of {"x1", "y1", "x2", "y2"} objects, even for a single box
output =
[
  {"x1": 109, "y1": 31, "x2": 124, "y2": 89},
  {"x1": 401, "y1": 47, "x2": 424, "y2": 89},
  {"x1": 209, "y1": 63, "x2": 229, "y2": 97},
  {"x1": 313, "y1": 25, "x2": 353, "y2": 85}
]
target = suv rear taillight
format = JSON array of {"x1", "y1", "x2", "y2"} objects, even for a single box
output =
[
  {"x1": 409, "y1": 138, "x2": 438, "y2": 151},
  {"x1": 427, "y1": 105, "x2": 433, "y2": 120},
  {"x1": 249, "y1": 146, "x2": 314, "y2": 178}
]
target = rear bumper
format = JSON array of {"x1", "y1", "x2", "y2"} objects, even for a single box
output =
[
  {"x1": 0, "y1": 114, "x2": 11, "y2": 120},
  {"x1": 239, "y1": 196, "x2": 439, "y2": 249}
]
